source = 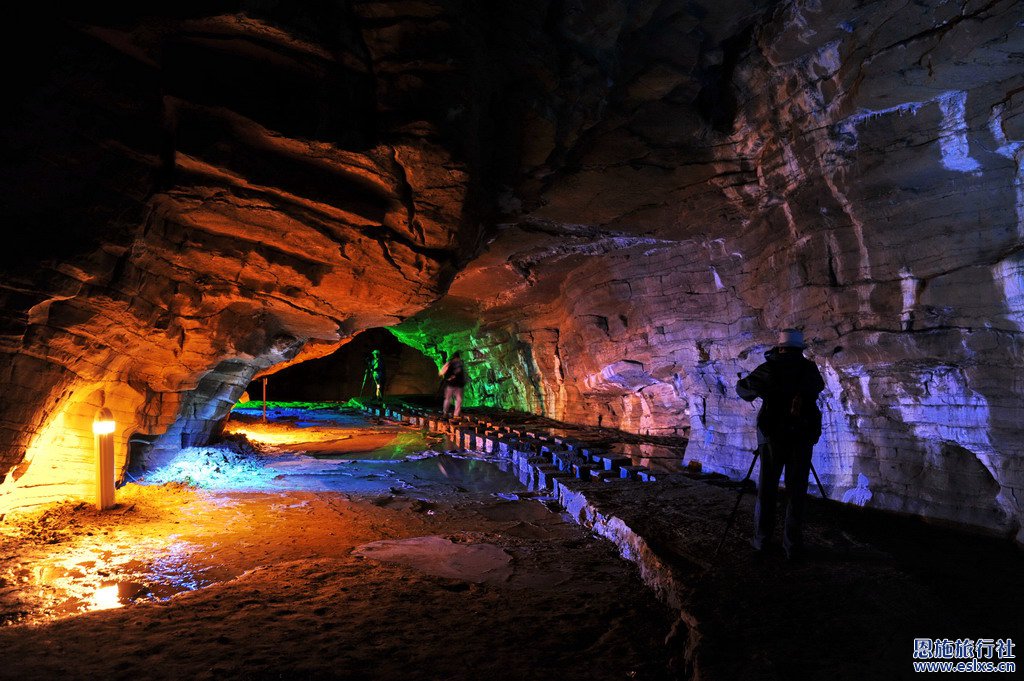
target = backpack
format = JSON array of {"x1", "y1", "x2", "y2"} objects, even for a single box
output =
[
  {"x1": 771, "y1": 389, "x2": 821, "y2": 444},
  {"x1": 444, "y1": 361, "x2": 466, "y2": 388},
  {"x1": 758, "y1": 360, "x2": 822, "y2": 444}
]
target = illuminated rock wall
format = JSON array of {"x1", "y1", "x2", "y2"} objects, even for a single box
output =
[
  {"x1": 400, "y1": 0, "x2": 1024, "y2": 539},
  {"x1": 0, "y1": 4, "x2": 485, "y2": 511}
]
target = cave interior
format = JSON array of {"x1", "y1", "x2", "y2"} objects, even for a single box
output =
[
  {"x1": 3, "y1": 0, "x2": 1021, "y2": 541},
  {"x1": 0, "y1": 0, "x2": 1022, "y2": 676}
]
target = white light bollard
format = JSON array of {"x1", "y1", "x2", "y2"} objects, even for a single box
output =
[{"x1": 93, "y1": 408, "x2": 116, "y2": 511}]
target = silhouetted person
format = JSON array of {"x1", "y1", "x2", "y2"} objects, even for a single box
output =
[
  {"x1": 439, "y1": 351, "x2": 466, "y2": 417},
  {"x1": 366, "y1": 349, "x2": 385, "y2": 400},
  {"x1": 737, "y1": 329, "x2": 825, "y2": 559}
]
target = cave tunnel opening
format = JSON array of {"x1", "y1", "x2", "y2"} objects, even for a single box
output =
[{"x1": 248, "y1": 328, "x2": 441, "y2": 404}]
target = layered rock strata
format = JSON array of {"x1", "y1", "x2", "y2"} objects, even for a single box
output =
[
  {"x1": 0, "y1": 4, "x2": 485, "y2": 509},
  {"x1": 396, "y1": 0, "x2": 1024, "y2": 539}
]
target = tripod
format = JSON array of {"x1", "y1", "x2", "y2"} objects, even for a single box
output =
[
  {"x1": 359, "y1": 366, "x2": 371, "y2": 398},
  {"x1": 713, "y1": 445, "x2": 828, "y2": 559}
]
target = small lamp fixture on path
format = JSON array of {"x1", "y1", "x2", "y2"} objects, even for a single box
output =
[{"x1": 93, "y1": 408, "x2": 116, "y2": 510}]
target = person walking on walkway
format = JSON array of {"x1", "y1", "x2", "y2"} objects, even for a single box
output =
[
  {"x1": 736, "y1": 329, "x2": 825, "y2": 559},
  {"x1": 368, "y1": 349, "x2": 386, "y2": 400},
  {"x1": 439, "y1": 351, "x2": 467, "y2": 418}
]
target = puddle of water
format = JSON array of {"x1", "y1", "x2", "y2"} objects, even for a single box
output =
[
  {"x1": 269, "y1": 454, "x2": 524, "y2": 498},
  {"x1": 610, "y1": 442, "x2": 687, "y2": 473},
  {"x1": 305, "y1": 432, "x2": 437, "y2": 460},
  {"x1": 353, "y1": 536, "x2": 513, "y2": 584},
  {"x1": 3, "y1": 540, "x2": 241, "y2": 625}
]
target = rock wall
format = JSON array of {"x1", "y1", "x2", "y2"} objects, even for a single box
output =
[
  {"x1": 0, "y1": 3, "x2": 490, "y2": 511},
  {"x1": 720, "y1": 0, "x2": 1024, "y2": 538},
  {"x1": 397, "y1": 0, "x2": 1024, "y2": 539}
]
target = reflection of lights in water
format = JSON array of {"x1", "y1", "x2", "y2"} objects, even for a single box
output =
[
  {"x1": 227, "y1": 421, "x2": 430, "y2": 459},
  {"x1": 14, "y1": 538, "x2": 235, "y2": 624},
  {"x1": 225, "y1": 426, "x2": 354, "y2": 447},
  {"x1": 145, "y1": 542, "x2": 223, "y2": 592},
  {"x1": 90, "y1": 584, "x2": 124, "y2": 611}
]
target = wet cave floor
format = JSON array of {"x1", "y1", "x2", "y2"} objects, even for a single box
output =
[
  {"x1": 0, "y1": 406, "x2": 676, "y2": 681},
  {"x1": 2, "y1": 404, "x2": 1022, "y2": 681}
]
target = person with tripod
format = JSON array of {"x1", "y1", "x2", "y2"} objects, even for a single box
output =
[{"x1": 737, "y1": 329, "x2": 825, "y2": 560}]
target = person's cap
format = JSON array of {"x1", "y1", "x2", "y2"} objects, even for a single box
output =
[{"x1": 777, "y1": 328, "x2": 806, "y2": 348}]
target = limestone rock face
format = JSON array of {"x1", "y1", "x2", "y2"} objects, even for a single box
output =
[
  {"x1": 0, "y1": 3, "x2": 486, "y2": 509},
  {"x1": 396, "y1": 0, "x2": 1024, "y2": 540},
  {"x1": 2, "y1": 0, "x2": 1023, "y2": 542}
]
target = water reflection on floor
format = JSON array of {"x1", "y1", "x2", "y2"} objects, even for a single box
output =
[
  {"x1": 4, "y1": 538, "x2": 241, "y2": 624},
  {"x1": 305, "y1": 431, "x2": 439, "y2": 460},
  {"x1": 227, "y1": 406, "x2": 439, "y2": 460},
  {"x1": 3, "y1": 407, "x2": 529, "y2": 625},
  {"x1": 228, "y1": 406, "x2": 524, "y2": 498},
  {"x1": 270, "y1": 453, "x2": 523, "y2": 498}
]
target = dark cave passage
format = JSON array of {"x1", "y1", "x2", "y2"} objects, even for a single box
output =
[{"x1": 253, "y1": 328, "x2": 440, "y2": 403}]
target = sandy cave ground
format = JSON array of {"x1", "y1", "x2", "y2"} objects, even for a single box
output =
[{"x1": 0, "y1": 407, "x2": 676, "y2": 680}]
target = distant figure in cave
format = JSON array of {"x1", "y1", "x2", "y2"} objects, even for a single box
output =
[
  {"x1": 365, "y1": 349, "x2": 386, "y2": 400},
  {"x1": 736, "y1": 329, "x2": 825, "y2": 560},
  {"x1": 439, "y1": 351, "x2": 467, "y2": 418}
]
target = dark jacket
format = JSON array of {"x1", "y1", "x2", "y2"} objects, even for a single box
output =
[
  {"x1": 737, "y1": 349, "x2": 825, "y2": 444},
  {"x1": 441, "y1": 358, "x2": 466, "y2": 388}
]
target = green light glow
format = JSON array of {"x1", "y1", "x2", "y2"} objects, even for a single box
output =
[
  {"x1": 387, "y1": 322, "x2": 541, "y2": 413},
  {"x1": 234, "y1": 400, "x2": 341, "y2": 410}
]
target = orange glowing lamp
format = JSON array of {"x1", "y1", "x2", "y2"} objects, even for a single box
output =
[
  {"x1": 94, "y1": 408, "x2": 116, "y2": 510},
  {"x1": 92, "y1": 414, "x2": 116, "y2": 435}
]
